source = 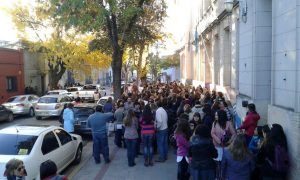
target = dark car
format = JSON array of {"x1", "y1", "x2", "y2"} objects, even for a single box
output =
[
  {"x1": 73, "y1": 104, "x2": 95, "y2": 134},
  {"x1": 0, "y1": 105, "x2": 14, "y2": 122}
]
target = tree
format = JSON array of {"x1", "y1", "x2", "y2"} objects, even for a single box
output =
[
  {"x1": 8, "y1": 3, "x2": 111, "y2": 88},
  {"x1": 159, "y1": 51, "x2": 180, "y2": 70},
  {"x1": 47, "y1": 0, "x2": 167, "y2": 98}
]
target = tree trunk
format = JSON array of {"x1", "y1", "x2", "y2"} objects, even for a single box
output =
[
  {"x1": 48, "y1": 61, "x2": 66, "y2": 90},
  {"x1": 112, "y1": 48, "x2": 123, "y2": 99}
]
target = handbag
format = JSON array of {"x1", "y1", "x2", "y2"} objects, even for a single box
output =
[{"x1": 108, "y1": 121, "x2": 115, "y2": 132}]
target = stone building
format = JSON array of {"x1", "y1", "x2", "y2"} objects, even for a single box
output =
[{"x1": 178, "y1": 0, "x2": 300, "y2": 178}]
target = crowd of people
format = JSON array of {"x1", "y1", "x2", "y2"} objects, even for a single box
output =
[{"x1": 4, "y1": 81, "x2": 290, "y2": 180}]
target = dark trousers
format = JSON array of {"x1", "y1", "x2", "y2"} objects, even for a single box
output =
[
  {"x1": 177, "y1": 157, "x2": 190, "y2": 180},
  {"x1": 125, "y1": 138, "x2": 137, "y2": 166},
  {"x1": 136, "y1": 129, "x2": 141, "y2": 155},
  {"x1": 190, "y1": 168, "x2": 215, "y2": 180},
  {"x1": 115, "y1": 128, "x2": 125, "y2": 148},
  {"x1": 156, "y1": 129, "x2": 168, "y2": 160},
  {"x1": 143, "y1": 134, "x2": 154, "y2": 161},
  {"x1": 92, "y1": 133, "x2": 109, "y2": 163}
]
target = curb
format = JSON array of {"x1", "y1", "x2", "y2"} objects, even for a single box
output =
[{"x1": 68, "y1": 141, "x2": 93, "y2": 179}]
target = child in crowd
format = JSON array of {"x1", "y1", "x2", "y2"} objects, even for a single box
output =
[
  {"x1": 248, "y1": 126, "x2": 263, "y2": 154},
  {"x1": 189, "y1": 112, "x2": 201, "y2": 134}
]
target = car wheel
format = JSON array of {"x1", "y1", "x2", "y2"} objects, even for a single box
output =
[
  {"x1": 7, "y1": 113, "x2": 14, "y2": 122},
  {"x1": 36, "y1": 116, "x2": 42, "y2": 120},
  {"x1": 28, "y1": 108, "x2": 35, "y2": 117},
  {"x1": 73, "y1": 145, "x2": 82, "y2": 165}
]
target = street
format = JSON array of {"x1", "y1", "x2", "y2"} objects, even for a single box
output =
[{"x1": 0, "y1": 115, "x2": 93, "y2": 179}]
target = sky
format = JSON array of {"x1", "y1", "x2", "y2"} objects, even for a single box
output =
[{"x1": 0, "y1": 0, "x2": 186, "y2": 55}]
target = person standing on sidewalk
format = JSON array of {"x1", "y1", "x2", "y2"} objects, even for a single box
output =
[
  {"x1": 63, "y1": 103, "x2": 75, "y2": 133},
  {"x1": 87, "y1": 105, "x2": 113, "y2": 164},
  {"x1": 140, "y1": 104, "x2": 155, "y2": 166},
  {"x1": 114, "y1": 100, "x2": 126, "y2": 148},
  {"x1": 175, "y1": 119, "x2": 191, "y2": 180},
  {"x1": 155, "y1": 99, "x2": 168, "y2": 162},
  {"x1": 123, "y1": 109, "x2": 139, "y2": 167}
]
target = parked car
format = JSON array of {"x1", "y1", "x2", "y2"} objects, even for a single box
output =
[
  {"x1": 72, "y1": 104, "x2": 96, "y2": 134},
  {"x1": 78, "y1": 84, "x2": 98, "y2": 102},
  {"x1": 35, "y1": 95, "x2": 73, "y2": 120},
  {"x1": 46, "y1": 90, "x2": 74, "y2": 99},
  {"x1": 0, "y1": 125, "x2": 83, "y2": 180},
  {"x1": 66, "y1": 87, "x2": 82, "y2": 98},
  {"x1": 97, "y1": 96, "x2": 114, "y2": 107},
  {"x1": 0, "y1": 105, "x2": 13, "y2": 122},
  {"x1": 2, "y1": 95, "x2": 39, "y2": 117}
]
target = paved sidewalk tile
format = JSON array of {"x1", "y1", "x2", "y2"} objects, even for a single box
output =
[{"x1": 73, "y1": 136, "x2": 177, "y2": 180}]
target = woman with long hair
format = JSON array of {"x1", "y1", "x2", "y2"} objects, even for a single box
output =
[
  {"x1": 221, "y1": 134, "x2": 255, "y2": 180},
  {"x1": 257, "y1": 124, "x2": 289, "y2": 180},
  {"x1": 211, "y1": 110, "x2": 236, "y2": 161},
  {"x1": 123, "y1": 109, "x2": 139, "y2": 167},
  {"x1": 140, "y1": 104, "x2": 155, "y2": 166},
  {"x1": 175, "y1": 119, "x2": 191, "y2": 180}
]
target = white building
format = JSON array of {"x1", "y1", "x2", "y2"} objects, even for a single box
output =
[{"x1": 178, "y1": 0, "x2": 300, "y2": 179}]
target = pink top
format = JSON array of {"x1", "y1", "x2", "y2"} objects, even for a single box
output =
[{"x1": 211, "y1": 121, "x2": 236, "y2": 147}]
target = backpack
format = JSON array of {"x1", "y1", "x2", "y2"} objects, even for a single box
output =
[{"x1": 269, "y1": 145, "x2": 290, "y2": 172}]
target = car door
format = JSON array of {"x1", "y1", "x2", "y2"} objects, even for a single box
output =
[
  {"x1": 53, "y1": 129, "x2": 76, "y2": 167},
  {"x1": 0, "y1": 105, "x2": 7, "y2": 121},
  {"x1": 40, "y1": 131, "x2": 64, "y2": 170}
]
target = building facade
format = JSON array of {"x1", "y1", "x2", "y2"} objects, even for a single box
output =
[
  {"x1": 0, "y1": 48, "x2": 25, "y2": 104},
  {"x1": 178, "y1": 0, "x2": 300, "y2": 179}
]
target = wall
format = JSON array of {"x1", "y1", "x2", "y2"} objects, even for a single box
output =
[
  {"x1": 236, "y1": 0, "x2": 272, "y2": 124},
  {"x1": 0, "y1": 48, "x2": 24, "y2": 103}
]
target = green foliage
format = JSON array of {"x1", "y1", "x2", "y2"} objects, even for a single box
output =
[{"x1": 159, "y1": 52, "x2": 180, "y2": 70}]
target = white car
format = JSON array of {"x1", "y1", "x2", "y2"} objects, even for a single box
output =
[
  {"x1": 46, "y1": 90, "x2": 74, "y2": 99},
  {"x1": 2, "y1": 95, "x2": 39, "y2": 117},
  {"x1": 0, "y1": 125, "x2": 83, "y2": 180},
  {"x1": 97, "y1": 96, "x2": 114, "y2": 107}
]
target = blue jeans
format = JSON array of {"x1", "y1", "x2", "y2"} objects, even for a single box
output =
[
  {"x1": 125, "y1": 139, "x2": 137, "y2": 166},
  {"x1": 156, "y1": 129, "x2": 168, "y2": 161},
  {"x1": 142, "y1": 134, "x2": 154, "y2": 161},
  {"x1": 190, "y1": 168, "x2": 215, "y2": 180},
  {"x1": 92, "y1": 133, "x2": 109, "y2": 163}
]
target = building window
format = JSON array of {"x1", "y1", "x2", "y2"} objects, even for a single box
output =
[{"x1": 6, "y1": 76, "x2": 17, "y2": 92}]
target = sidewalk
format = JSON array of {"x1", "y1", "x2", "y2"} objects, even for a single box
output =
[{"x1": 72, "y1": 136, "x2": 177, "y2": 180}]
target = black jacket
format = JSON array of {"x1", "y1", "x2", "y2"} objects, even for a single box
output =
[{"x1": 188, "y1": 135, "x2": 218, "y2": 170}]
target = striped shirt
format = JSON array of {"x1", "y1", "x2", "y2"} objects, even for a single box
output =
[{"x1": 140, "y1": 118, "x2": 155, "y2": 135}]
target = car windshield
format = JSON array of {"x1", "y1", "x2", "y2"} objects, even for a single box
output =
[
  {"x1": 73, "y1": 107, "x2": 95, "y2": 118},
  {"x1": 98, "y1": 99, "x2": 108, "y2": 106},
  {"x1": 6, "y1": 96, "x2": 26, "y2": 103},
  {"x1": 0, "y1": 134, "x2": 38, "y2": 155},
  {"x1": 38, "y1": 97, "x2": 58, "y2": 103},
  {"x1": 67, "y1": 88, "x2": 78, "y2": 92},
  {"x1": 83, "y1": 85, "x2": 97, "y2": 90},
  {"x1": 47, "y1": 91, "x2": 59, "y2": 95}
]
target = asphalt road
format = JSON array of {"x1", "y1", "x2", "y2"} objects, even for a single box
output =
[{"x1": 0, "y1": 115, "x2": 92, "y2": 178}]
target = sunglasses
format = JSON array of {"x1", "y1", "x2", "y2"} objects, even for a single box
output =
[{"x1": 17, "y1": 165, "x2": 25, "y2": 172}]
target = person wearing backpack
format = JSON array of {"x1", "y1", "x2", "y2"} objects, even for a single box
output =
[{"x1": 256, "y1": 124, "x2": 289, "y2": 180}]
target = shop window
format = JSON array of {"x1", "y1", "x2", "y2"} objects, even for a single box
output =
[{"x1": 6, "y1": 76, "x2": 17, "y2": 92}]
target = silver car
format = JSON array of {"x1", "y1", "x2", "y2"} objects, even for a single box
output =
[
  {"x1": 35, "y1": 95, "x2": 72, "y2": 120},
  {"x1": 2, "y1": 95, "x2": 39, "y2": 117}
]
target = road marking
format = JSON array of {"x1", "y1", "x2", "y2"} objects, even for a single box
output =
[
  {"x1": 94, "y1": 147, "x2": 119, "y2": 180},
  {"x1": 68, "y1": 141, "x2": 93, "y2": 179}
]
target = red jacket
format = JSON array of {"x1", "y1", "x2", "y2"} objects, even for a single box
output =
[{"x1": 240, "y1": 112, "x2": 260, "y2": 136}]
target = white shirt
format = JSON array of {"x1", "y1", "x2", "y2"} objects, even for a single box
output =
[{"x1": 155, "y1": 107, "x2": 168, "y2": 131}]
